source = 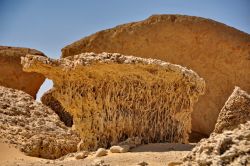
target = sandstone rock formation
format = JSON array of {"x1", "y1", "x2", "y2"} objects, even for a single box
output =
[
  {"x1": 182, "y1": 121, "x2": 250, "y2": 166},
  {"x1": 0, "y1": 86, "x2": 80, "y2": 159},
  {"x1": 22, "y1": 52, "x2": 205, "y2": 150},
  {"x1": 214, "y1": 87, "x2": 250, "y2": 133},
  {"x1": 61, "y1": 14, "x2": 250, "y2": 135},
  {"x1": 0, "y1": 46, "x2": 46, "y2": 98},
  {"x1": 41, "y1": 89, "x2": 73, "y2": 127}
]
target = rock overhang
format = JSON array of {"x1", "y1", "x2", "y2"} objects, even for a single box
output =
[{"x1": 22, "y1": 52, "x2": 205, "y2": 150}]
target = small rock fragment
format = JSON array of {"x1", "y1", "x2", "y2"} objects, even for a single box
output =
[
  {"x1": 137, "y1": 161, "x2": 149, "y2": 166},
  {"x1": 110, "y1": 145, "x2": 130, "y2": 153},
  {"x1": 168, "y1": 161, "x2": 182, "y2": 166},
  {"x1": 75, "y1": 151, "x2": 88, "y2": 159},
  {"x1": 91, "y1": 159, "x2": 110, "y2": 166},
  {"x1": 95, "y1": 148, "x2": 108, "y2": 157}
]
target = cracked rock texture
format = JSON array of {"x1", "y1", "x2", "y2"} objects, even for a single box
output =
[
  {"x1": 214, "y1": 87, "x2": 250, "y2": 133},
  {"x1": 61, "y1": 14, "x2": 250, "y2": 135},
  {"x1": 182, "y1": 121, "x2": 250, "y2": 166},
  {"x1": 0, "y1": 46, "x2": 46, "y2": 98},
  {"x1": 41, "y1": 89, "x2": 73, "y2": 127},
  {"x1": 22, "y1": 52, "x2": 205, "y2": 151},
  {"x1": 0, "y1": 86, "x2": 80, "y2": 159}
]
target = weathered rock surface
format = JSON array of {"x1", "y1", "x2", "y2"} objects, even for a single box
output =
[
  {"x1": 182, "y1": 121, "x2": 250, "y2": 166},
  {"x1": 75, "y1": 151, "x2": 89, "y2": 159},
  {"x1": 214, "y1": 87, "x2": 250, "y2": 133},
  {"x1": 22, "y1": 52, "x2": 205, "y2": 150},
  {"x1": 0, "y1": 86, "x2": 80, "y2": 159},
  {"x1": 61, "y1": 14, "x2": 250, "y2": 135},
  {"x1": 41, "y1": 89, "x2": 73, "y2": 127},
  {"x1": 95, "y1": 148, "x2": 108, "y2": 157},
  {"x1": 110, "y1": 145, "x2": 130, "y2": 153},
  {"x1": 117, "y1": 137, "x2": 142, "y2": 148},
  {"x1": 0, "y1": 46, "x2": 46, "y2": 98}
]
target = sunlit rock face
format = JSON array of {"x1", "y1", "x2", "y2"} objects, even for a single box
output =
[
  {"x1": 22, "y1": 52, "x2": 205, "y2": 150},
  {"x1": 182, "y1": 88, "x2": 250, "y2": 166},
  {"x1": 0, "y1": 46, "x2": 46, "y2": 99},
  {"x1": 214, "y1": 87, "x2": 250, "y2": 133},
  {"x1": 0, "y1": 86, "x2": 80, "y2": 159},
  {"x1": 61, "y1": 14, "x2": 250, "y2": 135},
  {"x1": 182, "y1": 121, "x2": 250, "y2": 166}
]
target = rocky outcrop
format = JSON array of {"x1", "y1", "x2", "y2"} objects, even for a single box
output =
[
  {"x1": 0, "y1": 86, "x2": 80, "y2": 159},
  {"x1": 0, "y1": 46, "x2": 46, "y2": 98},
  {"x1": 22, "y1": 52, "x2": 205, "y2": 150},
  {"x1": 182, "y1": 88, "x2": 250, "y2": 165},
  {"x1": 214, "y1": 87, "x2": 250, "y2": 133},
  {"x1": 182, "y1": 121, "x2": 250, "y2": 166},
  {"x1": 61, "y1": 14, "x2": 250, "y2": 135},
  {"x1": 41, "y1": 89, "x2": 73, "y2": 127}
]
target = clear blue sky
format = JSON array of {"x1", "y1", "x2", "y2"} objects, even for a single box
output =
[{"x1": 1, "y1": 0, "x2": 249, "y2": 100}]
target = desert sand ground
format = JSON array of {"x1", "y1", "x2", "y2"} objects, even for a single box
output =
[{"x1": 0, "y1": 141, "x2": 194, "y2": 166}]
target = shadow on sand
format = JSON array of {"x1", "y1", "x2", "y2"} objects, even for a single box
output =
[{"x1": 130, "y1": 143, "x2": 195, "y2": 153}]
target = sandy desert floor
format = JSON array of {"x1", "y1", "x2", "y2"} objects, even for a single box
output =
[{"x1": 0, "y1": 142, "x2": 194, "y2": 166}]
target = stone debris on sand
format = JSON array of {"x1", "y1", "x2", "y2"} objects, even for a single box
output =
[
  {"x1": 182, "y1": 121, "x2": 250, "y2": 165},
  {"x1": 95, "y1": 148, "x2": 108, "y2": 157},
  {"x1": 110, "y1": 145, "x2": 130, "y2": 153}
]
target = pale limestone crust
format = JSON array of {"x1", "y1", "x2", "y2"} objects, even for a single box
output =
[
  {"x1": 214, "y1": 87, "x2": 250, "y2": 133},
  {"x1": 0, "y1": 46, "x2": 46, "y2": 98},
  {"x1": 61, "y1": 14, "x2": 250, "y2": 135},
  {"x1": 0, "y1": 86, "x2": 80, "y2": 159},
  {"x1": 21, "y1": 52, "x2": 205, "y2": 151},
  {"x1": 182, "y1": 121, "x2": 250, "y2": 166}
]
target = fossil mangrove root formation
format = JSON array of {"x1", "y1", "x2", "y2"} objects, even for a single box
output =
[
  {"x1": 61, "y1": 14, "x2": 250, "y2": 135},
  {"x1": 22, "y1": 52, "x2": 205, "y2": 150}
]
